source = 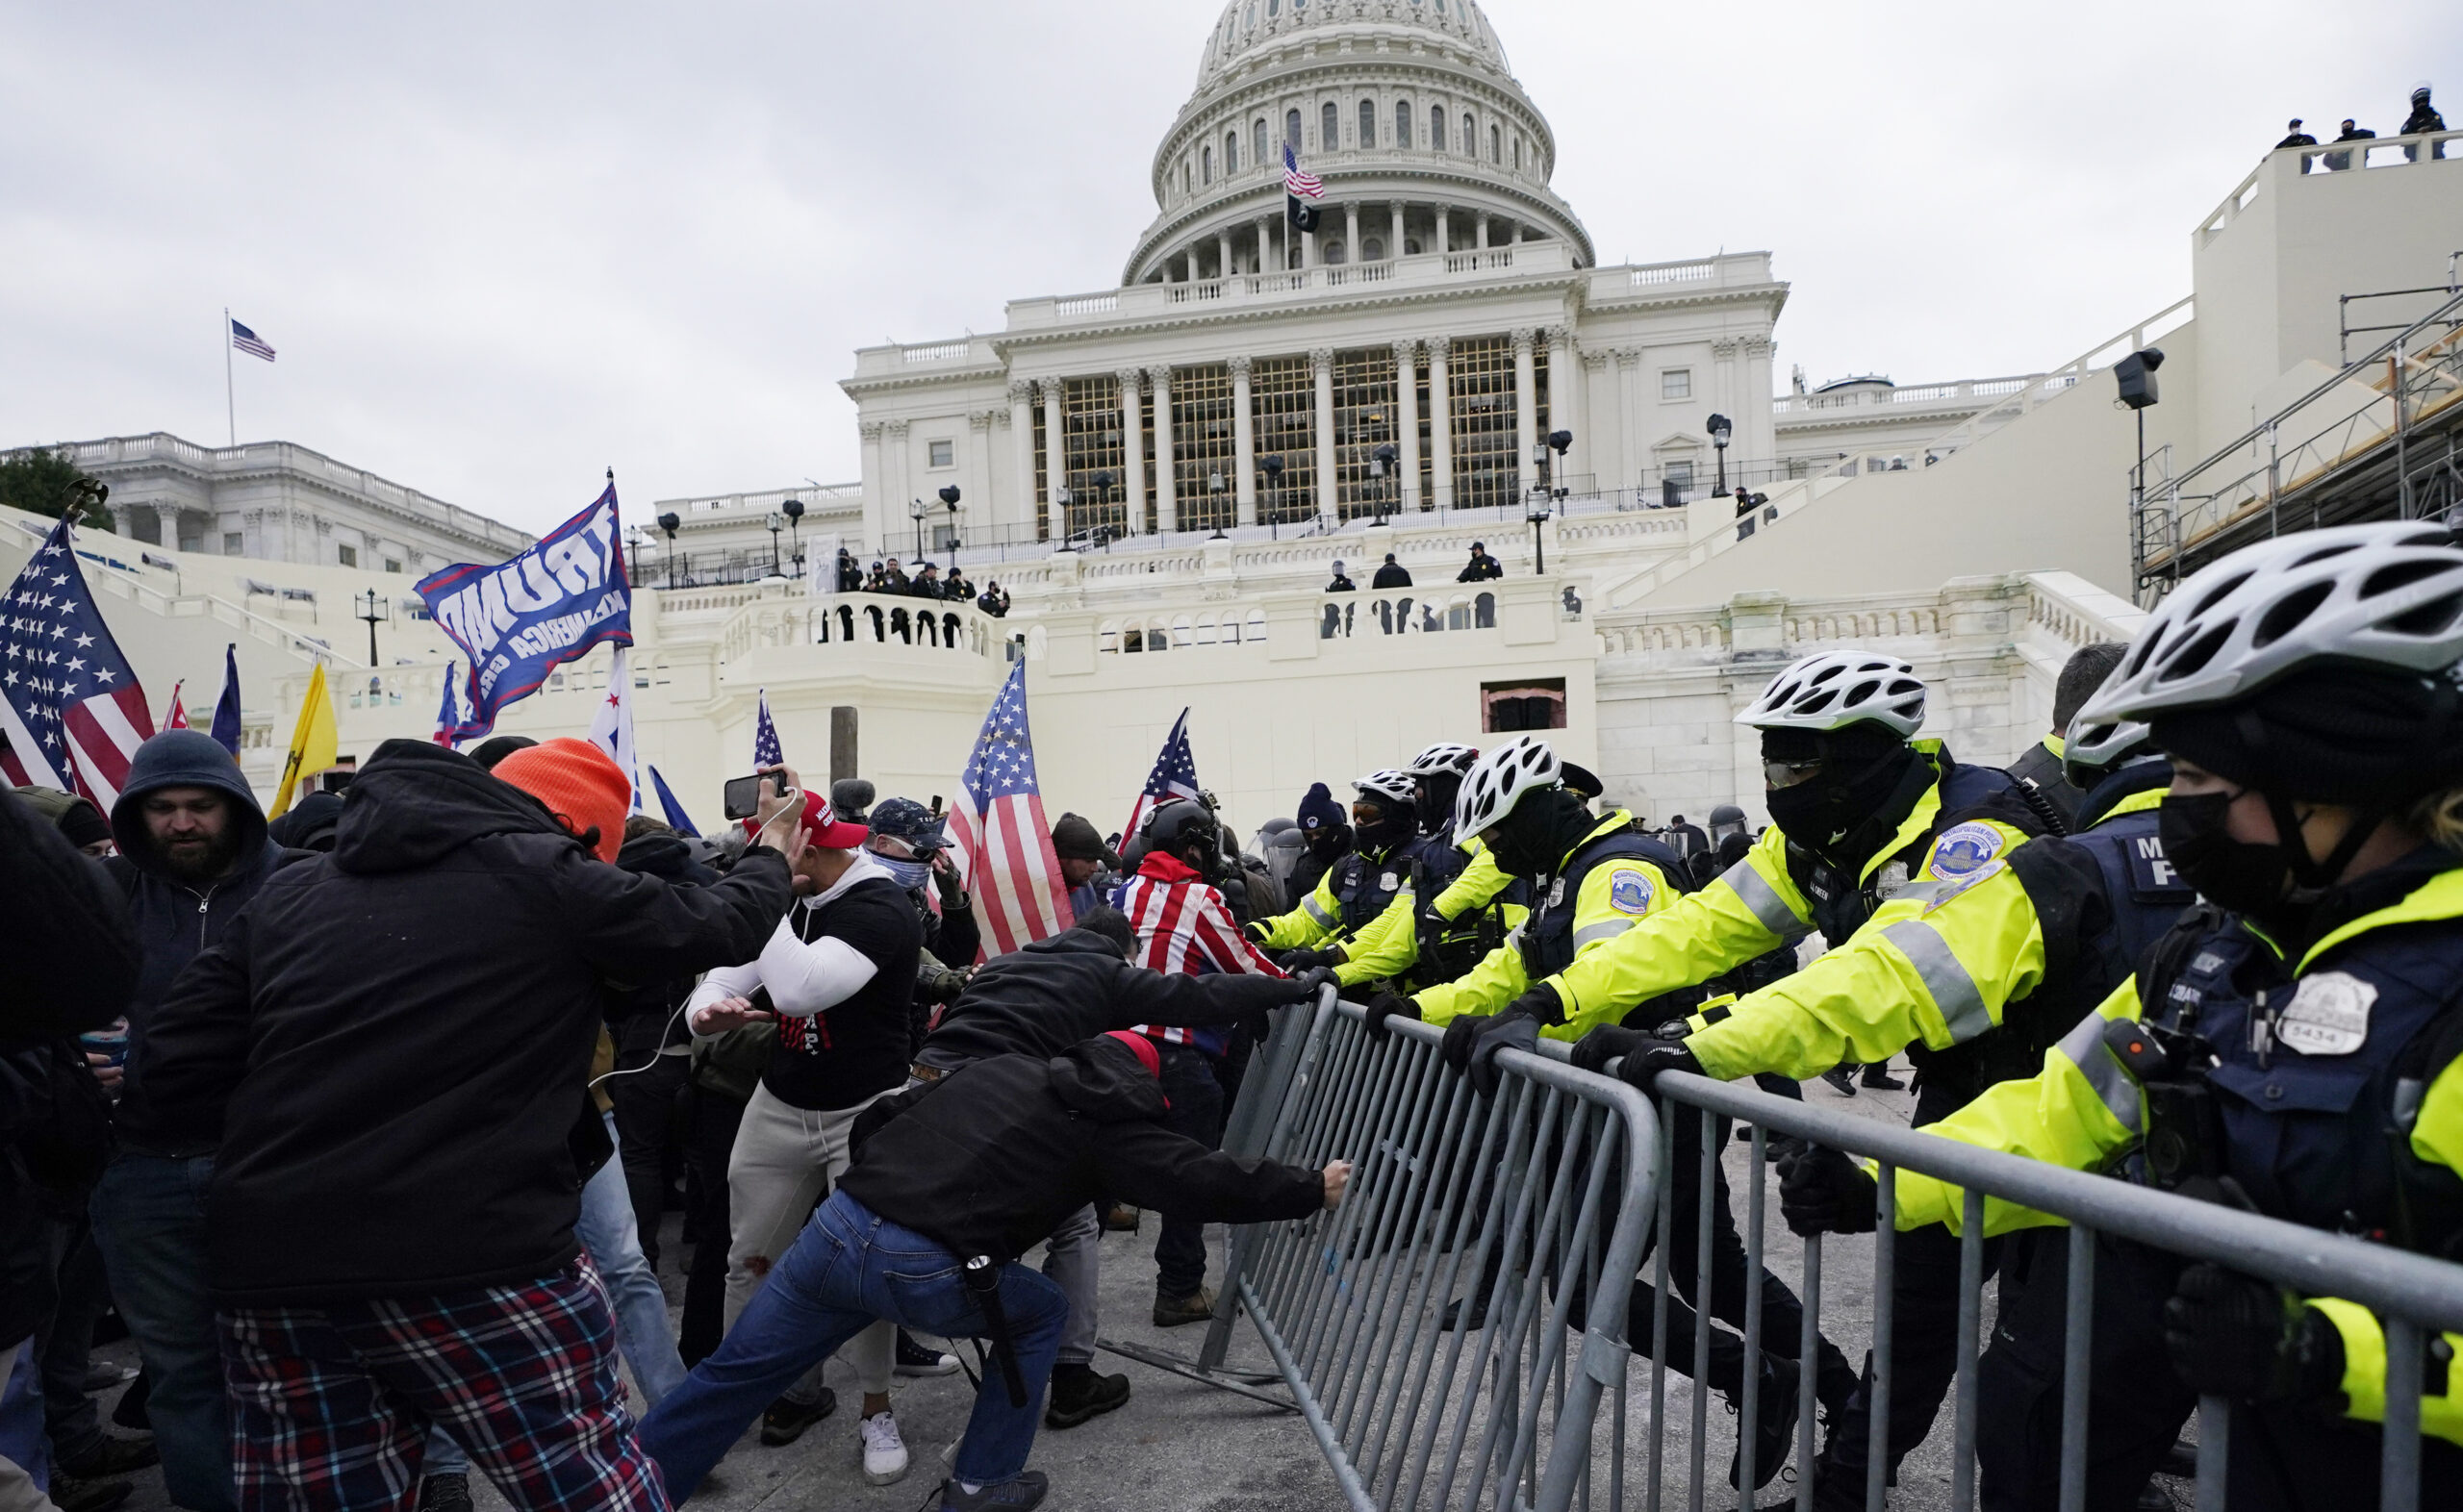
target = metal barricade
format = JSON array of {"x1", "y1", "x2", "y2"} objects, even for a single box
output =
[
  {"x1": 1639, "y1": 1069, "x2": 2463, "y2": 1512},
  {"x1": 1107, "y1": 990, "x2": 1661, "y2": 1512}
]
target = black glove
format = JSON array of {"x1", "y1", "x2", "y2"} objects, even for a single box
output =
[
  {"x1": 1503, "y1": 980, "x2": 1565, "y2": 1027},
  {"x1": 1616, "y1": 1042, "x2": 1704, "y2": 1096},
  {"x1": 1464, "y1": 1014, "x2": 1539, "y2": 1096},
  {"x1": 1440, "y1": 1013, "x2": 1494, "y2": 1073},
  {"x1": 1244, "y1": 920, "x2": 1271, "y2": 945},
  {"x1": 2162, "y1": 1263, "x2": 2344, "y2": 1405},
  {"x1": 1276, "y1": 947, "x2": 1336, "y2": 973},
  {"x1": 1282, "y1": 966, "x2": 1337, "y2": 999},
  {"x1": 1570, "y1": 1024, "x2": 1648, "y2": 1077},
  {"x1": 1365, "y1": 990, "x2": 1421, "y2": 1038},
  {"x1": 1775, "y1": 1146, "x2": 1878, "y2": 1236},
  {"x1": 923, "y1": 968, "x2": 970, "y2": 1005}
]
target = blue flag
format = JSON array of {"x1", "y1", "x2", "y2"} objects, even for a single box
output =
[
  {"x1": 753, "y1": 690, "x2": 782, "y2": 769},
  {"x1": 208, "y1": 644, "x2": 242, "y2": 757},
  {"x1": 417, "y1": 484, "x2": 630, "y2": 743},
  {"x1": 647, "y1": 765, "x2": 700, "y2": 837}
]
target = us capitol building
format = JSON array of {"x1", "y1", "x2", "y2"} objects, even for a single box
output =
[{"x1": 31, "y1": 0, "x2": 2463, "y2": 836}]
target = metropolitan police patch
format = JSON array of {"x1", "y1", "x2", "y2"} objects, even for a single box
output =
[
  {"x1": 1926, "y1": 821, "x2": 2005, "y2": 881},
  {"x1": 1609, "y1": 867, "x2": 1654, "y2": 915}
]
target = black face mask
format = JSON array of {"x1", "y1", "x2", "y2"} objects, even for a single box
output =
[
  {"x1": 1763, "y1": 743, "x2": 1919, "y2": 864},
  {"x1": 2159, "y1": 789, "x2": 2295, "y2": 919},
  {"x1": 1356, "y1": 809, "x2": 1416, "y2": 855}
]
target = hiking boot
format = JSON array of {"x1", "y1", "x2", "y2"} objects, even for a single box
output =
[
  {"x1": 1859, "y1": 1064, "x2": 1906, "y2": 1091},
  {"x1": 1725, "y1": 1355, "x2": 1800, "y2": 1492},
  {"x1": 1102, "y1": 1203, "x2": 1141, "y2": 1233},
  {"x1": 80, "y1": 1361, "x2": 135, "y2": 1393},
  {"x1": 858, "y1": 1410, "x2": 909, "y2": 1486},
  {"x1": 416, "y1": 1472, "x2": 473, "y2": 1512},
  {"x1": 51, "y1": 1477, "x2": 132, "y2": 1512},
  {"x1": 1818, "y1": 1067, "x2": 1860, "y2": 1097},
  {"x1": 57, "y1": 1436, "x2": 158, "y2": 1479},
  {"x1": 937, "y1": 1472, "x2": 1049, "y2": 1511},
  {"x1": 759, "y1": 1385, "x2": 838, "y2": 1446},
  {"x1": 1152, "y1": 1286, "x2": 1216, "y2": 1327},
  {"x1": 896, "y1": 1329, "x2": 960, "y2": 1376},
  {"x1": 1043, "y1": 1363, "x2": 1130, "y2": 1428}
]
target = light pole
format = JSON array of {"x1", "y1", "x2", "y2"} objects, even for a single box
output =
[
  {"x1": 782, "y1": 497, "x2": 805, "y2": 577},
  {"x1": 2115, "y1": 346, "x2": 2165, "y2": 523},
  {"x1": 1371, "y1": 443, "x2": 1398, "y2": 524},
  {"x1": 1260, "y1": 455, "x2": 1284, "y2": 540},
  {"x1": 937, "y1": 485, "x2": 962, "y2": 569},
  {"x1": 908, "y1": 497, "x2": 930, "y2": 561},
  {"x1": 765, "y1": 512, "x2": 784, "y2": 577},
  {"x1": 657, "y1": 512, "x2": 681, "y2": 587},
  {"x1": 1547, "y1": 429, "x2": 1574, "y2": 507},
  {"x1": 1206, "y1": 469, "x2": 1228, "y2": 540},
  {"x1": 1090, "y1": 470, "x2": 1115, "y2": 550},
  {"x1": 352, "y1": 587, "x2": 390, "y2": 666},
  {"x1": 1706, "y1": 414, "x2": 1733, "y2": 496}
]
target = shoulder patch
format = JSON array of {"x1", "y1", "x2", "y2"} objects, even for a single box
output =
[
  {"x1": 1608, "y1": 866, "x2": 1655, "y2": 916},
  {"x1": 1922, "y1": 860, "x2": 2005, "y2": 914},
  {"x1": 1926, "y1": 821, "x2": 2006, "y2": 882}
]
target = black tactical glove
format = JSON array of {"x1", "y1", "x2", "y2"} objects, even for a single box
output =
[
  {"x1": 1616, "y1": 1041, "x2": 1704, "y2": 1096},
  {"x1": 1463, "y1": 1014, "x2": 1538, "y2": 1096},
  {"x1": 922, "y1": 967, "x2": 970, "y2": 1005},
  {"x1": 1505, "y1": 979, "x2": 1565, "y2": 1026},
  {"x1": 1570, "y1": 1024, "x2": 1648, "y2": 1078},
  {"x1": 2162, "y1": 1263, "x2": 2345, "y2": 1406},
  {"x1": 1776, "y1": 1146, "x2": 1879, "y2": 1236},
  {"x1": 1282, "y1": 966, "x2": 1337, "y2": 999},
  {"x1": 1244, "y1": 920, "x2": 1271, "y2": 945},
  {"x1": 1276, "y1": 946, "x2": 1338, "y2": 973},
  {"x1": 1365, "y1": 990, "x2": 1421, "y2": 1039}
]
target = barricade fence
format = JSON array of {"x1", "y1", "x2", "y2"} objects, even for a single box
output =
[{"x1": 1132, "y1": 992, "x2": 2463, "y2": 1512}]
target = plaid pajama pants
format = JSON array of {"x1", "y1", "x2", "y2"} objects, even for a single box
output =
[{"x1": 219, "y1": 1256, "x2": 667, "y2": 1512}]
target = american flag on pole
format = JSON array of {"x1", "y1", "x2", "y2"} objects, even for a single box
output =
[
  {"x1": 0, "y1": 518, "x2": 156, "y2": 810},
  {"x1": 164, "y1": 681, "x2": 189, "y2": 731},
  {"x1": 1122, "y1": 707, "x2": 1201, "y2": 849},
  {"x1": 431, "y1": 662, "x2": 461, "y2": 747},
  {"x1": 753, "y1": 689, "x2": 782, "y2": 769},
  {"x1": 230, "y1": 318, "x2": 276, "y2": 362},
  {"x1": 950, "y1": 661, "x2": 1072, "y2": 959},
  {"x1": 588, "y1": 644, "x2": 644, "y2": 813},
  {"x1": 1282, "y1": 141, "x2": 1324, "y2": 199}
]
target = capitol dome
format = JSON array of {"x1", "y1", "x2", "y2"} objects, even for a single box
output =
[{"x1": 1125, "y1": 0, "x2": 1590, "y2": 286}]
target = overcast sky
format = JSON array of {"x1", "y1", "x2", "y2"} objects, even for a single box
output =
[{"x1": 4, "y1": 1, "x2": 2455, "y2": 536}]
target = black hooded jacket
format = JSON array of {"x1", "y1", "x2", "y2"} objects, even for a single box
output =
[
  {"x1": 917, "y1": 926, "x2": 1306, "y2": 1071},
  {"x1": 842, "y1": 1036, "x2": 1324, "y2": 1263},
  {"x1": 133, "y1": 739, "x2": 795, "y2": 1305},
  {"x1": 607, "y1": 830, "x2": 719, "y2": 1057}
]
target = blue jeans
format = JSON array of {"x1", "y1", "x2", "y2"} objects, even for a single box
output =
[
  {"x1": 637, "y1": 1190, "x2": 1067, "y2": 1497},
  {"x1": 89, "y1": 1153, "x2": 234, "y2": 1512},
  {"x1": 425, "y1": 1116, "x2": 686, "y2": 1481},
  {"x1": 2, "y1": 1336, "x2": 48, "y2": 1492}
]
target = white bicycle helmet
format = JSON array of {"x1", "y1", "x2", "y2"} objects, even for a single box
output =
[
  {"x1": 1406, "y1": 742, "x2": 1481, "y2": 777},
  {"x1": 1454, "y1": 737, "x2": 1562, "y2": 837},
  {"x1": 1353, "y1": 769, "x2": 1417, "y2": 807},
  {"x1": 1736, "y1": 650, "x2": 1927, "y2": 737},
  {"x1": 2062, "y1": 709, "x2": 2155, "y2": 783},
  {"x1": 2081, "y1": 523, "x2": 2463, "y2": 724}
]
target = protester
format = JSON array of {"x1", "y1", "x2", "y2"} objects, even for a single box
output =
[
  {"x1": 688, "y1": 777, "x2": 924, "y2": 1484},
  {"x1": 0, "y1": 793, "x2": 137, "y2": 1046},
  {"x1": 601, "y1": 816, "x2": 714, "y2": 1274},
  {"x1": 1049, "y1": 813, "x2": 1121, "y2": 920},
  {"x1": 262, "y1": 790, "x2": 343, "y2": 852},
  {"x1": 1371, "y1": 553, "x2": 1412, "y2": 589},
  {"x1": 635, "y1": 1029, "x2": 1347, "y2": 1512},
  {"x1": 133, "y1": 737, "x2": 799, "y2": 1512}
]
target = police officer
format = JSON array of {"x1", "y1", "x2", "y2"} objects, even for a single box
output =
[
  {"x1": 1449, "y1": 651, "x2": 2069, "y2": 1496},
  {"x1": 1330, "y1": 743, "x2": 1525, "y2": 995},
  {"x1": 1251, "y1": 770, "x2": 1418, "y2": 964},
  {"x1": 2005, "y1": 642, "x2": 2128, "y2": 834},
  {"x1": 1789, "y1": 522, "x2": 2463, "y2": 1508}
]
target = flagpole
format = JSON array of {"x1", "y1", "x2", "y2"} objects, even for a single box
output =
[{"x1": 223, "y1": 308, "x2": 235, "y2": 446}]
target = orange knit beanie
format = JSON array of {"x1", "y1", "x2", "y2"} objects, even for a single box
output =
[{"x1": 494, "y1": 738, "x2": 628, "y2": 863}]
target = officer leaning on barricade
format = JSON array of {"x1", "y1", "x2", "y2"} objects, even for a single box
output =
[
  {"x1": 1248, "y1": 769, "x2": 1419, "y2": 963},
  {"x1": 1443, "y1": 650, "x2": 2071, "y2": 1499},
  {"x1": 1786, "y1": 522, "x2": 2463, "y2": 1510}
]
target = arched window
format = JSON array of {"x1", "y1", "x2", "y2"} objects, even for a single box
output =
[
  {"x1": 1362, "y1": 237, "x2": 1384, "y2": 261},
  {"x1": 1324, "y1": 239, "x2": 1347, "y2": 265},
  {"x1": 1321, "y1": 101, "x2": 1338, "y2": 150},
  {"x1": 1285, "y1": 108, "x2": 1302, "y2": 149},
  {"x1": 1267, "y1": 0, "x2": 1279, "y2": 13},
  {"x1": 1462, "y1": 113, "x2": 1475, "y2": 153},
  {"x1": 1490, "y1": 124, "x2": 1501, "y2": 162},
  {"x1": 1225, "y1": 131, "x2": 1239, "y2": 173},
  {"x1": 1396, "y1": 100, "x2": 1411, "y2": 147},
  {"x1": 1358, "y1": 98, "x2": 1375, "y2": 147},
  {"x1": 1432, "y1": 105, "x2": 1446, "y2": 151},
  {"x1": 1254, "y1": 117, "x2": 1267, "y2": 167},
  {"x1": 1202, "y1": 144, "x2": 1213, "y2": 184}
]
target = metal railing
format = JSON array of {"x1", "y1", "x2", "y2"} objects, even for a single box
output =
[{"x1": 1107, "y1": 993, "x2": 1662, "y2": 1512}]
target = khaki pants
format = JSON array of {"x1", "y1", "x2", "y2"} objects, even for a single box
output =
[{"x1": 724, "y1": 1082, "x2": 897, "y2": 1397}]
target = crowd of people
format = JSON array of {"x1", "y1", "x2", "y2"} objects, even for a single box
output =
[
  {"x1": 832, "y1": 549, "x2": 1009, "y2": 617},
  {"x1": 2273, "y1": 83, "x2": 2445, "y2": 161},
  {"x1": 8, "y1": 521, "x2": 2462, "y2": 1512}
]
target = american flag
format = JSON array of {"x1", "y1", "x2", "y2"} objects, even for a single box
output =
[
  {"x1": 753, "y1": 688, "x2": 782, "y2": 769},
  {"x1": 1282, "y1": 142, "x2": 1324, "y2": 199},
  {"x1": 588, "y1": 644, "x2": 644, "y2": 812},
  {"x1": 949, "y1": 661, "x2": 1073, "y2": 959},
  {"x1": 230, "y1": 317, "x2": 276, "y2": 362},
  {"x1": 431, "y1": 660, "x2": 460, "y2": 747},
  {"x1": 164, "y1": 681, "x2": 189, "y2": 731},
  {"x1": 1122, "y1": 707, "x2": 1201, "y2": 848},
  {"x1": 0, "y1": 518, "x2": 156, "y2": 810}
]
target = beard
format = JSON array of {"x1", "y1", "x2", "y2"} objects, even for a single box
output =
[{"x1": 159, "y1": 829, "x2": 241, "y2": 884}]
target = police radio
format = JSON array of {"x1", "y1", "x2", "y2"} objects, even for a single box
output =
[{"x1": 2099, "y1": 1018, "x2": 2254, "y2": 1210}]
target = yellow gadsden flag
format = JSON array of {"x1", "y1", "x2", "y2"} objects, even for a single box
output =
[{"x1": 270, "y1": 663, "x2": 339, "y2": 818}]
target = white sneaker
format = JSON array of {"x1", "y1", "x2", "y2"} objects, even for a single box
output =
[{"x1": 860, "y1": 1410, "x2": 910, "y2": 1486}]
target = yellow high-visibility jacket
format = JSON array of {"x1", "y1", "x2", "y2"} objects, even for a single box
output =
[
  {"x1": 1252, "y1": 863, "x2": 1350, "y2": 951},
  {"x1": 1891, "y1": 867, "x2": 2463, "y2": 1447},
  {"x1": 1334, "y1": 837, "x2": 1517, "y2": 989},
  {"x1": 1411, "y1": 812, "x2": 1683, "y2": 1042}
]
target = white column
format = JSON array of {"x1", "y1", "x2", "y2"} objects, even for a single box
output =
[
  {"x1": 967, "y1": 410, "x2": 995, "y2": 545},
  {"x1": 1117, "y1": 367, "x2": 1146, "y2": 536},
  {"x1": 1256, "y1": 215, "x2": 1273, "y2": 276},
  {"x1": 1615, "y1": 351, "x2": 1639, "y2": 491},
  {"x1": 1304, "y1": 222, "x2": 1318, "y2": 269},
  {"x1": 1743, "y1": 337, "x2": 1777, "y2": 473},
  {"x1": 1435, "y1": 204, "x2": 1452, "y2": 254},
  {"x1": 1427, "y1": 336, "x2": 1454, "y2": 509},
  {"x1": 1476, "y1": 214, "x2": 1489, "y2": 251},
  {"x1": 1006, "y1": 381, "x2": 1034, "y2": 533},
  {"x1": 1216, "y1": 230, "x2": 1232, "y2": 280},
  {"x1": 1394, "y1": 340, "x2": 1422, "y2": 512},
  {"x1": 859, "y1": 420, "x2": 886, "y2": 546},
  {"x1": 1582, "y1": 350, "x2": 1612, "y2": 496},
  {"x1": 1343, "y1": 202, "x2": 1360, "y2": 262},
  {"x1": 1546, "y1": 325, "x2": 1577, "y2": 468},
  {"x1": 1311, "y1": 346, "x2": 1337, "y2": 524},
  {"x1": 1149, "y1": 365, "x2": 1178, "y2": 534},
  {"x1": 1231, "y1": 354, "x2": 1257, "y2": 526},
  {"x1": 883, "y1": 420, "x2": 912, "y2": 549},
  {"x1": 1390, "y1": 201, "x2": 1405, "y2": 259},
  {"x1": 1511, "y1": 329, "x2": 1536, "y2": 500},
  {"x1": 1042, "y1": 381, "x2": 1068, "y2": 539}
]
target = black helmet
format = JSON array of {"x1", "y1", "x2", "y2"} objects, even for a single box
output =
[{"x1": 1142, "y1": 796, "x2": 1220, "y2": 859}]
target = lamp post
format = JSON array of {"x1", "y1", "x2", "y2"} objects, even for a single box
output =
[
  {"x1": 937, "y1": 485, "x2": 961, "y2": 569},
  {"x1": 2115, "y1": 347, "x2": 2165, "y2": 542},
  {"x1": 352, "y1": 587, "x2": 390, "y2": 667},
  {"x1": 1706, "y1": 414, "x2": 1733, "y2": 496},
  {"x1": 1206, "y1": 470, "x2": 1228, "y2": 540},
  {"x1": 908, "y1": 497, "x2": 930, "y2": 561},
  {"x1": 1371, "y1": 443, "x2": 1398, "y2": 524},
  {"x1": 764, "y1": 512, "x2": 785, "y2": 577},
  {"x1": 624, "y1": 526, "x2": 644, "y2": 586},
  {"x1": 782, "y1": 497, "x2": 806, "y2": 577},
  {"x1": 1260, "y1": 455, "x2": 1284, "y2": 540},
  {"x1": 1547, "y1": 429, "x2": 1574, "y2": 508},
  {"x1": 656, "y1": 512, "x2": 681, "y2": 587}
]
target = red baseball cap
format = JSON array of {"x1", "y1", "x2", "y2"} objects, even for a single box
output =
[{"x1": 742, "y1": 785, "x2": 871, "y2": 851}]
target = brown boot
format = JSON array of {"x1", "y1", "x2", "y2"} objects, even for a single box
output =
[{"x1": 1152, "y1": 1286, "x2": 1216, "y2": 1327}]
